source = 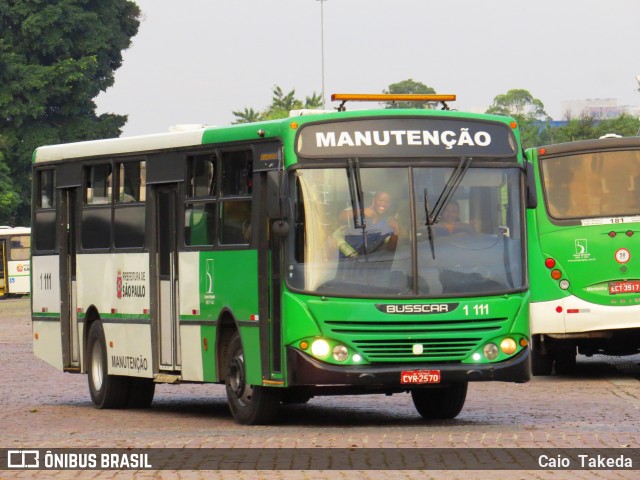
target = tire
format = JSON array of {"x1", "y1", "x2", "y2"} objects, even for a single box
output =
[
  {"x1": 411, "y1": 382, "x2": 468, "y2": 420},
  {"x1": 531, "y1": 347, "x2": 554, "y2": 376},
  {"x1": 87, "y1": 321, "x2": 130, "y2": 409},
  {"x1": 554, "y1": 348, "x2": 577, "y2": 375},
  {"x1": 225, "y1": 332, "x2": 281, "y2": 424},
  {"x1": 127, "y1": 378, "x2": 155, "y2": 409}
]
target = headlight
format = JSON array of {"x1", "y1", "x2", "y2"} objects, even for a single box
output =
[
  {"x1": 311, "y1": 339, "x2": 330, "y2": 357},
  {"x1": 483, "y1": 343, "x2": 499, "y2": 360},
  {"x1": 500, "y1": 338, "x2": 517, "y2": 355},
  {"x1": 332, "y1": 344, "x2": 349, "y2": 362}
]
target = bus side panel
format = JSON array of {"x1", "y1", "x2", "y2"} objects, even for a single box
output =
[
  {"x1": 180, "y1": 324, "x2": 204, "y2": 381},
  {"x1": 32, "y1": 255, "x2": 63, "y2": 370},
  {"x1": 178, "y1": 250, "x2": 260, "y2": 384},
  {"x1": 76, "y1": 253, "x2": 152, "y2": 378},
  {"x1": 103, "y1": 323, "x2": 153, "y2": 378}
]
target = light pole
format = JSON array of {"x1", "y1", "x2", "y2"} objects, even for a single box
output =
[{"x1": 317, "y1": 0, "x2": 327, "y2": 109}]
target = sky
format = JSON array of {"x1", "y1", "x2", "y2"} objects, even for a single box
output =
[{"x1": 95, "y1": 0, "x2": 640, "y2": 137}]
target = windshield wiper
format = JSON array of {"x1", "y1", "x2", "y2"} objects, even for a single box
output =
[
  {"x1": 346, "y1": 158, "x2": 368, "y2": 256},
  {"x1": 427, "y1": 156, "x2": 472, "y2": 225},
  {"x1": 423, "y1": 188, "x2": 436, "y2": 259}
]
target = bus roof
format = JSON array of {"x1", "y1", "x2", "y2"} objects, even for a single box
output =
[
  {"x1": 0, "y1": 226, "x2": 31, "y2": 235},
  {"x1": 33, "y1": 108, "x2": 518, "y2": 164},
  {"x1": 534, "y1": 136, "x2": 640, "y2": 156}
]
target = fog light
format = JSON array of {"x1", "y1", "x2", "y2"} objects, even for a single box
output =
[
  {"x1": 559, "y1": 279, "x2": 570, "y2": 290},
  {"x1": 311, "y1": 339, "x2": 330, "y2": 357},
  {"x1": 472, "y1": 353, "x2": 482, "y2": 361},
  {"x1": 500, "y1": 338, "x2": 517, "y2": 355},
  {"x1": 353, "y1": 354, "x2": 362, "y2": 363},
  {"x1": 483, "y1": 343, "x2": 499, "y2": 360},
  {"x1": 332, "y1": 344, "x2": 349, "y2": 362}
]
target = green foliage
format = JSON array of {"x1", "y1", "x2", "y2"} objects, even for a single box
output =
[
  {"x1": 0, "y1": 0, "x2": 140, "y2": 225},
  {"x1": 549, "y1": 113, "x2": 640, "y2": 144},
  {"x1": 383, "y1": 79, "x2": 436, "y2": 109},
  {"x1": 232, "y1": 86, "x2": 323, "y2": 124},
  {"x1": 486, "y1": 89, "x2": 552, "y2": 148}
]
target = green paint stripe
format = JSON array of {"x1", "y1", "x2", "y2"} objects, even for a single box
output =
[{"x1": 33, "y1": 312, "x2": 61, "y2": 318}]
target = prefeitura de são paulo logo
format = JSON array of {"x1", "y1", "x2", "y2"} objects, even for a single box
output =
[{"x1": 117, "y1": 270, "x2": 123, "y2": 298}]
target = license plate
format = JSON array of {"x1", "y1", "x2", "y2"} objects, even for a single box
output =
[
  {"x1": 609, "y1": 280, "x2": 640, "y2": 294},
  {"x1": 400, "y1": 369, "x2": 441, "y2": 384}
]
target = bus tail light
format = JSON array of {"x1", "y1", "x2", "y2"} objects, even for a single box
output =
[
  {"x1": 551, "y1": 269, "x2": 562, "y2": 280},
  {"x1": 544, "y1": 258, "x2": 556, "y2": 269}
]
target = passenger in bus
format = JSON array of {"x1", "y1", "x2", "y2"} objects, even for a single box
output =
[
  {"x1": 433, "y1": 200, "x2": 472, "y2": 236},
  {"x1": 333, "y1": 191, "x2": 399, "y2": 258}
]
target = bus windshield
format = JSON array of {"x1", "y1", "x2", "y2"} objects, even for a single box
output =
[
  {"x1": 289, "y1": 165, "x2": 524, "y2": 297},
  {"x1": 541, "y1": 149, "x2": 640, "y2": 220}
]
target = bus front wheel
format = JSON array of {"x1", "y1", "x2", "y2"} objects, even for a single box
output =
[
  {"x1": 224, "y1": 332, "x2": 281, "y2": 425},
  {"x1": 411, "y1": 382, "x2": 468, "y2": 420},
  {"x1": 87, "y1": 321, "x2": 130, "y2": 409}
]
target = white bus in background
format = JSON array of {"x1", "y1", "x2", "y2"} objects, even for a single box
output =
[{"x1": 0, "y1": 226, "x2": 31, "y2": 298}]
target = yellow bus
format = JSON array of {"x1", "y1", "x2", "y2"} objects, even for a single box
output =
[{"x1": 0, "y1": 226, "x2": 31, "y2": 298}]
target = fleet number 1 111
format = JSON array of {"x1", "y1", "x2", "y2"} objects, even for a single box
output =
[{"x1": 463, "y1": 304, "x2": 489, "y2": 315}]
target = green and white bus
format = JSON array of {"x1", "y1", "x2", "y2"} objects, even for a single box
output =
[
  {"x1": 527, "y1": 136, "x2": 640, "y2": 375},
  {"x1": 0, "y1": 226, "x2": 31, "y2": 298},
  {"x1": 32, "y1": 94, "x2": 531, "y2": 424}
]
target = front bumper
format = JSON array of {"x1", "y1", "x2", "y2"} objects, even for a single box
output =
[{"x1": 286, "y1": 347, "x2": 530, "y2": 387}]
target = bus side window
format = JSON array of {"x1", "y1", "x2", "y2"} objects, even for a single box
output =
[
  {"x1": 34, "y1": 169, "x2": 56, "y2": 252},
  {"x1": 117, "y1": 161, "x2": 146, "y2": 203},
  {"x1": 220, "y1": 151, "x2": 252, "y2": 245},
  {"x1": 85, "y1": 164, "x2": 112, "y2": 205},
  {"x1": 38, "y1": 169, "x2": 55, "y2": 209},
  {"x1": 185, "y1": 154, "x2": 217, "y2": 247}
]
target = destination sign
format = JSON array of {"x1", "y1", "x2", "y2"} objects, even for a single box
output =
[{"x1": 296, "y1": 118, "x2": 517, "y2": 158}]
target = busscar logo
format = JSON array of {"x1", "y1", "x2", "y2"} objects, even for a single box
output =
[
  {"x1": 376, "y1": 303, "x2": 459, "y2": 314},
  {"x1": 8, "y1": 450, "x2": 39, "y2": 469}
]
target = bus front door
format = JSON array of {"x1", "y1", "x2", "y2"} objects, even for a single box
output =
[
  {"x1": 156, "y1": 185, "x2": 181, "y2": 371},
  {"x1": 59, "y1": 189, "x2": 79, "y2": 369}
]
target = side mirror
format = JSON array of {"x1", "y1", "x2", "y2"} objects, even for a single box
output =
[{"x1": 267, "y1": 170, "x2": 290, "y2": 218}]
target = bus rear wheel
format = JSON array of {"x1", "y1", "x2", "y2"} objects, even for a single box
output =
[
  {"x1": 87, "y1": 321, "x2": 130, "y2": 409},
  {"x1": 411, "y1": 382, "x2": 468, "y2": 420},
  {"x1": 225, "y1": 332, "x2": 281, "y2": 425}
]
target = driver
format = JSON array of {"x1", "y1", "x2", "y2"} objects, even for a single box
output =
[{"x1": 333, "y1": 191, "x2": 399, "y2": 258}]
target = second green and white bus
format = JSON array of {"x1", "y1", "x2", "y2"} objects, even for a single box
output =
[
  {"x1": 527, "y1": 136, "x2": 640, "y2": 374},
  {"x1": 32, "y1": 94, "x2": 531, "y2": 424}
]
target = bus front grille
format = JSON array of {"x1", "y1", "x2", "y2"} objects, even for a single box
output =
[
  {"x1": 325, "y1": 317, "x2": 509, "y2": 362},
  {"x1": 352, "y1": 338, "x2": 481, "y2": 361}
]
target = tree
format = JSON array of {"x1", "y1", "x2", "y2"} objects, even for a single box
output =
[
  {"x1": 0, "y1": 0, "x2": 141, "y2": 225},
  {"x1": 382, "y1": 79, "x2": 436, "y2": 109},
  {"x1": 232, "y1": 86, "x2": 323, "y2": 124},
  {"x1": 549, "y1": 112, "x2": 597, "y2": 143},
  {"x1": 486, "y1": 89, "x2": 551, "y2": 148},
  {"x1": 594, "y1": 113, "x2": 640, "y2": 138},
  {"x1": 550, "y1": 113, "x2": 640, "y2": 143}
]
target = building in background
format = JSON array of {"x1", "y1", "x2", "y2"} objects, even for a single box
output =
[{"x1": 560, "y1": 98, "x2": 640, "y2": 120}]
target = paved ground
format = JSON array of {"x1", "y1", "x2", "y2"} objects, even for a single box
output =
[{"x1": 1, "y1": 297, "x2": 639, "y2": 479}]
